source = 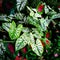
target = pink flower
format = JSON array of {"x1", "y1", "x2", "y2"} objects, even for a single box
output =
[
  {"x1": 8, "y1": 43, "x2": 14, "y2": 54},
  {"x1": 46, "y1": 32, "x2": 50, "y2": 38},
  {"x1": 46, "y1": 40, "x2": 50, "y2": 45},
  {"x1": 22, "y1": 47, "x2": 27, "y2": 53},
  {"x1": 24, "y1": 58, "x2": 27, "y2": 60},
  {"x1": 15, "y1": 56, "x2": 20, "y2": 60},
  {"x1": 46, "y1": 50, "x2": 48, "y2": 53},
  {"x1": 38, "y1": 4, "x2": 44, "y2": 12},
  {"x1": 41, "y1": 41, "x2": 45, "y2": 47},
  {"x1": 54, "y1": 53, "x2": 58, "y2": 57}
]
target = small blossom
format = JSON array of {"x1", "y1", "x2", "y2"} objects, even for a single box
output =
[
  {"x1": 46, "y1": 32, "x2": 50, "y2": 38},
  {"x1": 46, "y1": 50, "x2": 48, "y2": 53},
  {"x1": 54, "y1": 53, "x2": 58, "y2": 57},
  {"x1": 38, "y1": 4, "x2": 44, "y2": 12},
  {"x1": 41, "y1": 41, "x2": 45, "y2": 47},
  {"x1": 56, "y1": 30, "x2": 59, "y2": 33},
  {"x1": 8, "y1": 43, "x2": 14, "y2": 54},
  {"x1": 15, "y1": 56, "x2": 20, "y2": 60},
  {"x1": 46, "y1": 40, "x2": 50, "y2": 45},
  {"x1": 19, "y1": 56, "x2": 23, "y2": 60},
  {"x1": 22, "y1": 47, "x2": 27, "y2": 53},
  {"x1": 24, "y1": 58, "x2": 27, "y2": 60}
]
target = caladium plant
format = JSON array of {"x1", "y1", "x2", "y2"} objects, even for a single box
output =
[
  {"x1": 15, "y1": 32, "x2": 43, "y2": 56},
  {"x1": 8, "y1": 21, "x2": 23, "y2": 40},
  {"x1": 1, "y1": 1, "x2": 60, "y2": 60}
]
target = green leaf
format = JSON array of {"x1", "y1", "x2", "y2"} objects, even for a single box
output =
[
  {"x1": 21, "y1": 33, "x2": 35, "y2": 45},
  {"x1": 21, "y1": 33, "x2": 31, "y2": 45},
  {"x1": 31, "y1": 44, "x2": 40, "y2": 56},
  {"x1": 22, "y1": 27, "x2": 30, "y2": 33},
  {"x1": 36, "y1": 39, "x2": 43, "y2": 55},
  {"x1": 32, "y1": 28, "x2": 43, "y2": 39},
  {"x1": 51, "y1": 13, "x2": 60, "y2": 19},
  {"x1": 27, "y1": 6, "x2": 34, "y2": 17},
  {"x1": 8, "y1": 21, "x2": 16, "y2": 40},
  {"x1": 29, "y1": 33, "x2": 35, "y2": 44},
  {"x1": 22, "y1": 33, "x2": 35, "y2": 45},
  {"x1": 14, "y1": 24, "x2": 23, "y2": 39},
  {"x1": 58, "y1": 36, "x2": 60, "y2": 47},
  {"x1": 17, "y1": 0, "x2": 27, "y2": 11},
  {"x1": 15, "y1": 35, "x2": 27, "y2": 51},
  {"x1": 27, "y1": 16, "x2": 40, "y2": 28},
  {"x1": 8, "y1": 21, "x2": 23, "y2": 40},
  {"x1": 2, "y1": 23, "x2": 11, "y2": 31},
  {"x1": 40, "y1": 17, "x2": 50, "y2": 30},
  {"x1": 31, "y1": 39, "x2": 43, "y2": 56},
  {"x1": 44, "y1": 5, "x2": 49, "y2": 14}
]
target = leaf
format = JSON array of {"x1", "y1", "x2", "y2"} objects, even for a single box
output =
[
  {"x1": 27, "y1": 16, "x2": 39, "y2": 27},
  {"x1": 32, "y1": 28, "x2": 43, "y2": 39},
  {"x1": 31, "y1": 39, "x2": 43, "y2": 56},
  {"x1": 51, "y1": 13, "x2": 60, "y2": 19},
  {"x1": 15, "y1": 32, "x2": 32, "y2": 51},
  {"x1": 15, "y1": 35, "x2": 27, "y2": 51},
  {"x1": 35, "y1": 13, "x2": 41, "y2": 18},
  {"x1": 58, "y1": 36, "x2": 60, "y2": 47},
  {"x1": 44, "y1": 5, "x2": 49, "y2": 14},
  {"x1": 15, "y1": 13, "x2": 24, "y2": 20},
  {"x1": 14, "y1": 24, "x2": 23, "y2": 39},
  {"x1": 22, "y1": 33, "x2": 35, "y2": 45},
  {"x1": 29, "y1": 33, "x2": 35, "y2": 44},
  {"x1": 40, "y1": 17, "x2": 50, "y2": 30},
  {"x1": 8, "y1": 21, "x2": 23, "y2": 40},
  {"x1": 2, "y1": 23, "x2": 11, "y2": 31},
  {"x1": 22, "y1": 27, "x2": 30, "y2": 33},
  {"x1": 17, "y1": 0, "x2": 27, "y2": 11},
  {"x1": 21, "y1": 33, "x2": 31, "y2": 45},
  {"x1": 36, "y1": 39, "x2": 43, "y2": 55},
  {"x1": 31, "y1": 44, "x2": 40, "y2": 56},
  {"x1": 8, "y1": 21, "x2": 16, "y2": 40},
  {"x1": 27, "y1": 6, "x2": 34, "y2": 17}
]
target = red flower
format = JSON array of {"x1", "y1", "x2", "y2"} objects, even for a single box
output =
[
  {"x1": 38, "y1": 4, "x2": 44, "y2": 12},
  {"x1": 46, "y1": 32, "x2": 50, "y2": 38},
  {"x1": 22, "y1": 47, "x2": 27, "y2": 53},
  {"x1": 8, "y1": 43, "x2": 14, "y2": 54},
  {"x1": 24, "y1": 58, "x2": 27, "y2": 60},
  {"x1": 41, "y1": 41, "x2": 45, "y2": 47},
  {"x1": 15, "y1": 56, "x2": 20, "y2": 60},
  {"x1": 46, "y1": 40, "x2": 50, "y2": 45}
]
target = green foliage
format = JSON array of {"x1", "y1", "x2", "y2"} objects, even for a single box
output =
[
  {"x1": 15, "y1": 32, "x2": 43, "y2": 56},
  {"x1": 8, "y1": 21, "x2": 23, "y2": 40},
  {"x1": 58, "y1": 36, "x2": 60, "y2": 47},
  {"x1": 31, "y1": 39, "x2": 43, "y2": 56},
  {"x1": 15, "y1": 33, "x2": 27, "y2": 51},
  {"x1": 0, "y1": 0, "x2": 60, "y2": 60},
  {"x1": 16, "y1": 0, "x2": 27, "y2": 11}
]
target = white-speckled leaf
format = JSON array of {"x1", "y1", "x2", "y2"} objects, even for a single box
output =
[
  {"x1": 17, "y1": 0, "x2": 27, "y2": 11},
  {"x1": 31, "y1": 39, "x2": 43, "y2": 56},
  {"x1": 36, "y1": 39, "x2": 43, "y2": 55},
  {"x1": 15, "y1": 34, "x2": 27, "y2": 51}
]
